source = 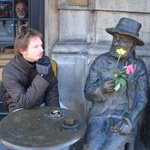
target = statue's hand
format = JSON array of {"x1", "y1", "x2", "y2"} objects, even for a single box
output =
[
  {"x1": 116, "y1": 117, "x2": 132, "y2": 135},
  {"x1": 101, "y1": 79, "x2": 115, "y2": 94}
]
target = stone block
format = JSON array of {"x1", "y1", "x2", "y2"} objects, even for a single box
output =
[
  {"x1": 95, "y1": 0, "x2": 150, "y2": 13},
  {"x1": 59, "y1": 10, "x2": 93, "y2": 42},
  {"x1": 52, "y1": 53, "x2": 87, "y2": 118}
]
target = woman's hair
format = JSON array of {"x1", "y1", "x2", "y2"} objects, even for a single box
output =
[{"x1": 14, "y1": 28, "x2": 42, "y2": 56}]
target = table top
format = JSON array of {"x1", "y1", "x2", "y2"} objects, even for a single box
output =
[{"x1": 0, "y1": 106, "x2": 86, "y2": 150}]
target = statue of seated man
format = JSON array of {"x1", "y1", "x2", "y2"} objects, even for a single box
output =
[{"x1": 84, "y1": 17, "x2": 149, "y2": 150}]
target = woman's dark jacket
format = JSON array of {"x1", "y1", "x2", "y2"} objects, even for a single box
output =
[{"x1": 1, "y1": 55, "x2": 59, "y2": 113}]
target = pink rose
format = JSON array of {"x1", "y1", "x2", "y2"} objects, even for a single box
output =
[{"x1": 123, "y1": 64, "x2": 134, "y2": 74}]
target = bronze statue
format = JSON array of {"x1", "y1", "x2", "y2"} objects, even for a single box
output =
[{"x1": 84, "y1": 18, "x2": 149, "y2": 150}]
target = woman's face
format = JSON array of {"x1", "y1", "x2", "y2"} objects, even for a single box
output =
[{"x1": 110, "y1": 33, "x2": 136, "y2": 59}]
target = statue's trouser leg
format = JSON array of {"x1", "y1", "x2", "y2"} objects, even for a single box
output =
[
  {"x1": 84, "y1": 116, "x2": 108, "y2": 150},
  {"x1": 100, "y1": 132, "x2": 130, "y2": 150},
  {"x1": 84, "y1": 116, "x2": 131, "y2": 150}
]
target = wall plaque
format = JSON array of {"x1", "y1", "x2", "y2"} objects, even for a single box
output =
[{"x1": 68, "y1": 0, "x2": 88, "y2": 6}]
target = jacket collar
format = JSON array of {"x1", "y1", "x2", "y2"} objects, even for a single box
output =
[{"x1": 16, "y1": 55, "x2": 36, "y2": 71}]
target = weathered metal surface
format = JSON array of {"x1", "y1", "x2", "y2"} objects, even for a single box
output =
[{"x1": 0, "y1": 106, "x2": 86, "y2": 150}]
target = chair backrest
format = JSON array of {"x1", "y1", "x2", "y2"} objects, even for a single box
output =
[{"x1": 50, "y1": 59, "x2": 57, "y2": 77}]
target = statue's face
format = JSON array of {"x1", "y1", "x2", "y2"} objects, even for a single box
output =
[{"x1": 110, "y1": 33, "x2": 136, "y2": 59}]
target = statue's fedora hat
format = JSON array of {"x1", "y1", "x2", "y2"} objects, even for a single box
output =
[{"x1": 106, "y1": 17, "x2": 144, "y2": 46}]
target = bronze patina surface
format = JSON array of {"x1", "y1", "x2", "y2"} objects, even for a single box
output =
[{"x1": 0, "y1": 106, "x2": 86, "y2": 150}]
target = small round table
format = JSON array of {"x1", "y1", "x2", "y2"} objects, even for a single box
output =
[{"x1": 0, "y1": 106, "x2": 86, "y2": 150}]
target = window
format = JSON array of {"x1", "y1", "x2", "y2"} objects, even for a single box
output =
[{"x1": 0, "y1": 0, "x2": 29, "y2": 49}]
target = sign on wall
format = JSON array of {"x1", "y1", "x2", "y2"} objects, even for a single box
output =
[{"x1": 68, "y1": 0, "x2": 88, "y2": 6}]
